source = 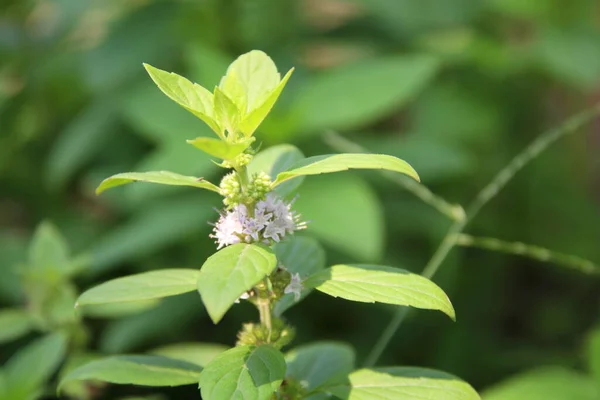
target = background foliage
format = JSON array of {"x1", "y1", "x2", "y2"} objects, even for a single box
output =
[{"x1": 1, "y1": 0, "x2": 600, "y2": 399}]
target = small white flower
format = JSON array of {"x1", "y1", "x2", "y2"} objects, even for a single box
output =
[{"x1": 284, "y1": 273, "x2": 303, "y2": 302}]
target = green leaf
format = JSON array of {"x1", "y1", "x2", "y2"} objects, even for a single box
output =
[
  {"x1": 247, "y1": 144, "x2": 305, "y2": 197},
  {"x1": 95, "y1": 171, "x2": 220, "y2": 195},
  {"x1": 304, "y1": 264, "x2": 455, "y2": 320},
  {"x1": 273, "y1": 154, "x2": 419, "y2": 187},
  {"x1": 199, "y1": 345, "x2": 286, "y2": 400},
  {"x1": 482, "y1": 367, "x2": 597, "y2": 400},
  {"x1": 239, "y1": 68, "x2": 294, "y2": 137},
  {"x1": 77, "y1": 269, "x2": 199, "y2": 306},
  {"x1": 80, "y1": 299, "x2": 161, "y2": 319},
  {"x1": 294, "y1": 175, "x2": 383, "y2": 262},
  {"x1": 143, "y1": 63, "x2": 221, "y2": 136},
  {"x1": 286, "y1": 342, "x2": 355, "y2": 391},
  {"x1": 589, "y1": 328, "x2": 600, "y2": 384},
  {"x1": 293, "y1": 55, "x2": 439, "y2": 133},
  {"x1": 186, "y1": 136, "x2": 252, "y2": 160},
  {"x1": 213, "y1": 87, "x2": 240, "y2": 135},
  {"x1": 5, "y1": 332, "x2": 68, "y2": 398},
  {"x1": 151, "y1": 343, "x2": 229, "y2": 367},
  {"x1": 0, "y1": 309, "x2": 34, "y2": 344},
  {"x1": 28, "y1": 221, "x2": 70, "y2": 276},
  {"x1": 197, "y1": 244, "x2": 277, "y2": 323},
  {"x1": 58, "y1": 355, "x2": 202, "y2": 391},
  {"x1": 273, "y1": 237, "x2": 326, "y2": 315},
  {"x1": 326, "y1": 367, "x2": 480, "y2": 400}
]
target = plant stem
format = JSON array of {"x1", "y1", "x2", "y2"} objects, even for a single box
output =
[{"x1": 363, "y1": 103, "x2": 600, "y2": 368}]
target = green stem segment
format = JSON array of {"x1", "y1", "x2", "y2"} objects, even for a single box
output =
[{"x1": 363, "y1": 103, "x2": 600, "y2": 367}]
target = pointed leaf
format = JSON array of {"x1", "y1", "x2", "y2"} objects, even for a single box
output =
[
  {"x1": 77, "y1": 269, "x2": 199, "y2": 306},
  {"x1": 304, "y1": 264, "x2": 455, "y2": 320},
  {"x1": 197, "y1": 244, "x2": 277, "y2": 323},
  {"x1": 95, "y1": 171, "x2": 220, "y2": 194},
  {"x1": 273, "y1": 154, "x2": 419, "y2": 187},
  {"x1": 219, "y1": 69, "x2": 247, "y2": 114},
  {"x1": 186, "y1": 137, "x2": 252, "y2": 160},
  {"x1": 0, "y1": 309, "x2": 34, "y2": 344},
  {"x1": 28, "y1": 221, "x2": 70, "y2": 275},
  {"x1": 239, "y1": 68, "x2": 294, "y2": 137},
  {"x1": 58, "y1": 355, "x2": 202, "y2": 391},
  {"x1": 247, "y1": 144, "x2": 305, "y2": 197},
  {"x1": 151, "y1": 343, "x2": 229, "y2": 367},
  {"x1": 326, "y1": 367, "x2": 480, "y2": 400},
  {"x1": 143, "y1": 63, "x2": 221, "y2": 135},
  {"x1": 199, "y1": 345, "x2": 286, "y2": 400},
  {"x1": 273, "y1": 237, "x2": 326, "y2": 315},
  {"x1": 286, "y1": 342, "x2": 355, "y2": 391},
  {"x1": 213, "y1": 87, "x2": 240, "y2": 135},
  {"x1": 5, "y1": 332, "x2": 68, "y2": 398}
]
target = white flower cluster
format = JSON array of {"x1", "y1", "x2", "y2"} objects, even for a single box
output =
[{"x1": 210, "y1": 193, "x2": 306, "y2": 249}]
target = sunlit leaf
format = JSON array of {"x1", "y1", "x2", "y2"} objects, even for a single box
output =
[
  {"x1": 213, "y1": 87, "x2": 240, "y2": 135},
  {"x1": 151, "y1": 343, "x2": 229, "y2": 367},
  {"x1": 186, "y1": 136, "x2": 252, "y2": 160},
  {"x1": 95, "y1": 171, "x2": 220, "y2": 195},
  {"x1": 197, "y1": 244, "x2": 277, "y2": 323},
  {"x1": 199, "y1": 345, "x2": 286, "y2": 400},
  {"x1": 304, "y1": 264, "x2": 455, "y2": 320}
]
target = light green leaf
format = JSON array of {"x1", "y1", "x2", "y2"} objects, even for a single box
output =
[
  {"x1": 219, "y1": 69, "x2": 247, "y2": 113},
  {"x1": 77, "y1": 269, "x2": 199, "y2": 306},
  {"x1": 286, "y1": 342, "x2": 355, "y2": 392},
  {"x1": 273, "y1": 154, "x2": 419, "y2": 187},
  {"x1": 247, "y1": 144, "x2": 305, "y2": 197},
  {"x1": 273, "y1": 237, "x2": 326, "y2": 315},
  {"x1": 95, "y1": 171, "x2": 220, "y2": 195},
  {"x1": 197, "y1": 244, "x2": 277, "y2": 323},
  {"x1": 186, "y1": 136, "x2": 252, "y2": 160},
  {"x1": 294, "y1": 175, "x2": 383, "y2": 261},
  {"x1": 589, "y1": 328, "x2": 600, "y2": 384},
  {"x1": 5, "y1": 332, "x2": 68, "y2": 398},
  {"x1": 294, "y1": 55, "x2": 439, "y2": 133},
  {"x1": 304, "y1": 264, "x2": 455, "y2": 320},
  {"x1": 0, "y1": 309, "x2": 34, "y2": 344},
  {"x1": 28, "y1": 221, "x2": 70, "y2": 275},
  {"x1": 482, "y1": 367, "x2": 597, "y2": 400},
  {"x1": 80, "y1": 299, "x2": 161, "y2": 319},
  {"x1": 143, "y1": 63, "x2": 221, "y2": 136},
  {"x1": 199, "y1": 345, "x2": 286, "y2": 400},
  {"x1": 326, "y1": 367, "x2": 480, "y2": 400},
  {"x1": 58, "y1": 355, "x2": 202, "y2": 391},
  {"x1": 151, "y1": 343, "x2": 229, "y2": 367},
  {"x1": 213, "y1": 87, "x2": 240, "y2": 135},
  {"x1": 239, "y1": 68, "x2": 294, "y2": 137}
]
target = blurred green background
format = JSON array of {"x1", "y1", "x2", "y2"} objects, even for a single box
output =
[{"x1": 1, "y1": 0, "x2": 600, "y2": 399}]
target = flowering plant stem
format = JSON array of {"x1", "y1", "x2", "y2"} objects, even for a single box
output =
[{"x1": 364, "y1": 102, "x2": 600, "y2": 368}]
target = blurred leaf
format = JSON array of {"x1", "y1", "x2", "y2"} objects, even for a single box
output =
[
  {"x1": 285, "y1": 342, "x2": 355, "y2": 391},
  {"x1": 46, "y1": 100, "x2": 118, "y2": 189},
  {"x1": 0, "y1": 235, "x2": 27, "y2": 303},
  {"x1": 247, "y1": 144, "x2": 305, "y2": 197},
  {"x1": 96, "y1": 171, "x2": 219, "y2": 195},
  {"x1": 294, "y1": 174, "x2": 384, "y2": 262},
  {"x1": 150, "y1": 343, "x2": 229, "y2": 367},
  {"x1": 27, "y1": 222, "x2": 70, "y2": 277},
  {"x1": 273, "y1": 153, "x2": 420, "y2": 186},
  {"x1": 482, "y1": 367, "x2": 597, "y2": 400},
  {"x1": 199, "y1": 345, "x2": 286, "y2": 400},
  {"x1": 80, "y1": 299, "x2": 160, "y2": 319},
  {"x1": 197, "y1": 243, "x2": 277, "y2": 323},
  {"x1": 59, "y1": 355, "x2": 202, "y2": 390},
  {"x1": 0, "y1": 309, "x2": 34, "y2": 344},
  {"x1": 90, "y1": 194, "x2": 218, "y2": 273},
  {"x1": 326, "y1": 367, "x2": 480, "y2": 400},
  {"x1": 587, "y1": 328, "x2": 600, "y2": 386},
  {"x1": 186, "y1": 136, "x2": 252, "y2": 160},
  {"x1": 77, "y1": 269, "x2": 199, "y2": 306},
  {"x1": 273, "y1": 236, "x2": 326, "y2": 315},
  {"x1": 305, "y1": 264, "x2": 455, "y2": 319},
  {"x1": 4, "y1": 332, "x2": 68, "y2": 399},
  {"x1": 186, "y1": 45, "x2": 231, "y2": 89},
  {"x1": 293, "y1": 55, "x2": 439, "y2": 133}
]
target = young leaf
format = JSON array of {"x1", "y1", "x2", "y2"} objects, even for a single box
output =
[
  {"x1": 247, "y1": 144, "x2": 305, "y2": 197},
  {"x1": 304, "y1": 264, "x2": 455, "y2": 320},
  {"x1": 273, "y1": 237, "x2": 326, "y2": 315},
  {"x1": 325, "y1": 367, "x2": 480, "y2": 400},
  {"x1": 4, "y1": 332, "x2": 68, "y2": 399},
  {"x1": 0, "y1": 309, "x2": 34, "y2": 344},
  {"x1": 197, "y1": 244, "x2": 277, "y2": 323},
  {"x1": 28, "y1": 221, "x2": 70, "y2": 275},
  {"x1": 285, "y1": 342, "x2": 355, "y2": 391},
  {"x1": 213, "y1": 87, "x2": 240, "y2": 135},
  {"x1": 272, "y1": 154, "x2": 420, "y2": 187},
  {"x1": 143, "y1": 63, "x2": 221, "y2": 136},
  {"x1": 150, "y1": 343, "x2": 229, "y2": 367},
  {"x1": 58, "y1": 355, "x2": 202, "y2": 391},
  {"x1": 76, "y1": 269, "x2": 199, "y2": 306},
  {"x1": 199, "y1": 345, "x2": 286, "y2": 400},
  {"x1": 95, "y1": 171, "x2": 220, "y2": 195},
  {"x1": 186, "y1": 136, "x2": 252, "y2": 160}
]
